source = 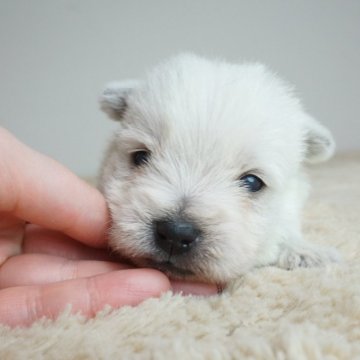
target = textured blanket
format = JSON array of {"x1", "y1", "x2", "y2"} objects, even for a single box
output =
[{"x1": 1, "y1": 153, "x2": 359, "y2": 359}]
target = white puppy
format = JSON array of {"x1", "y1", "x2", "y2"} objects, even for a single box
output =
[{"x1": 98, "y1": 54, "x2": 339, "y2": 284}]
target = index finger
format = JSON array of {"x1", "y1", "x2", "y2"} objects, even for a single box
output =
[{"x1": 0, "y1": 127, "x2": 109, "y2": 247}]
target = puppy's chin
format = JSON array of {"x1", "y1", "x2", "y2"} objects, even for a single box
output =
[
  {"x1": 123, "y1": 255, "x2": 218, "y2": 283},
  {"x1": 132, "y1": 257, "x2": 200, "y2": 281},
  {"x1": 145, "y1": 259, "x2": 195, "y2": 278}
]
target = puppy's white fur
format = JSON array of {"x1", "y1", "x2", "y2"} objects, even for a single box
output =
[{"x1": 98, "y1": 54, "x2": 339, "y2": 283}]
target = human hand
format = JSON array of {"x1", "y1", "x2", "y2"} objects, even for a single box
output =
[{"x1": 0, "y1": 128, "x2": 217, "y2": 327}]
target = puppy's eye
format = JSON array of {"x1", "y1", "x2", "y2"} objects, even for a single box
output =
[
  {"x1": 239, "y1": 174, "x2": 265, "y2": 192},
  {"x1": 131, "y1": 150, "x2": 150, "y2": 166}
]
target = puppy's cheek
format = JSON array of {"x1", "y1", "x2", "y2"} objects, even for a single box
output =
[
  {"x1": 103, "y1": 184, "x2": 149, "y2": 258},
  {"x1": 194, "y1": 217, "x2": 267, "y2": 281},
  {"x1": 108, "y1": 206, "x2": 154, "y2": 258},
  {"x1": 106, "y1": 181, "x2": 176, "y2": 259}
]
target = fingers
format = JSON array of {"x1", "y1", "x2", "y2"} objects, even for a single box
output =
[
  {"x1": 0, "y1": 269, "x2": 171, "y2": 327},
  {"x1": 0, "y1": 215, "x2": 24, "y2": 265},
  {"x1": 0, "y1": 128, "x2": 109, "y2": 247},
  {"x1": 0, "y1": 252, "x2": 218, "y2": 327},
  {"x1": 23, "y1": 224, "x2": 115, "y2": 261},
  {"x1": 0, "y1": 252, "x2": 218, "y2": 297},
  {"x1": 0, "y1": 254, "x2": 131, "y2": 288}
]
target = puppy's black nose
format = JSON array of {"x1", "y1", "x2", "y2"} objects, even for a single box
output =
[{"x1": 154, "y1": 219, "x2": 200, "y2": 256}]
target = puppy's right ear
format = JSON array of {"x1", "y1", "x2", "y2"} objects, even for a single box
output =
[{"x1": 99, "y1": 80, "x2": 139, "y2": 121}]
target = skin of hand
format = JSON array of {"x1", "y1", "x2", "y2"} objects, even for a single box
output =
[{"x1": 0, "y1": 127, "x2": 217, "y2": 327}]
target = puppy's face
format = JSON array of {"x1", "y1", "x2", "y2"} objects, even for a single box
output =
[{"x1": 99, "y1": 55, "x2": 334, "y2": 283}]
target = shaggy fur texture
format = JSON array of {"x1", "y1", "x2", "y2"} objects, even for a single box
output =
[
  {"x1": 1, "y1": 153, "x2": 359, "y2": 359},
  {"x1": 99, "y1": 54, "x2": 338, "y2": 283}
]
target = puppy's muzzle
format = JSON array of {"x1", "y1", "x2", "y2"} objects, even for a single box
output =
[{"x1": 154, "y1": 218, "x2": 201, "y2": 256}]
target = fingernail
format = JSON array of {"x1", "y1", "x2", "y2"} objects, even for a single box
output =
[{"x1": 170, "y1": 280, "x2": 219, "y2": 296}]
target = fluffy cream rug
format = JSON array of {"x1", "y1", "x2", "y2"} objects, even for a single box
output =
[{"x1": 1, "y1": 153, "x2": 359, "y2": 359}]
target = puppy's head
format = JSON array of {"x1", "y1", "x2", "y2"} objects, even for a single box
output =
[{"x1": 99, "y1": 54, "x2": 334, "y2": 283}]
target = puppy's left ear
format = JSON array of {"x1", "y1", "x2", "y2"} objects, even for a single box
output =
[
  {"x1": 99, "y1": 80, "x2": 139, "y2": 121},
  {"x1": 303, "y1": 115, "x2": 335, "y2": 164}
]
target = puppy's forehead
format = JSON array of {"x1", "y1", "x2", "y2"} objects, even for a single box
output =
[{"x1": 123, "y1": 55, "x2": 305, "y2": 173}]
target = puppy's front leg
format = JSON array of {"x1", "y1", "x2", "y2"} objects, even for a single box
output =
[{"x1": 275, "y1": 240, "x2": 341, "y2": 270}]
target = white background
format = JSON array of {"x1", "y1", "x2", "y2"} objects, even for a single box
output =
[{"x1": 1, "y1": 0, "x2": 359, "y2": 176}]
